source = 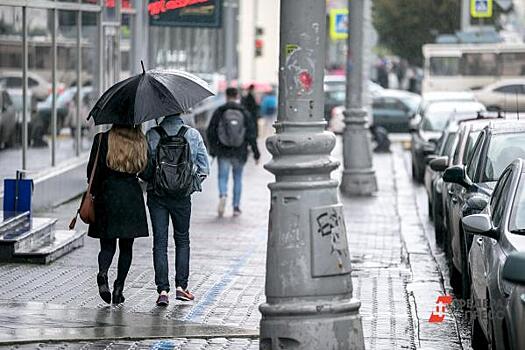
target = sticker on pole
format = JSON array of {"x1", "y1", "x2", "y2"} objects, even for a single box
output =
[
  {"x1": 329, "y1": 8, "x2": 348, "y2": 41},
  {"x1": 310, "y1": 204, "x2": 352, "y2": 277},
  {"x1": 471, "y1": 0, "x2": 493, "y2": 18}
]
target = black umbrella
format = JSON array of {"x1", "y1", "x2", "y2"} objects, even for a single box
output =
[{"x1": 89, "y1": 62, "x2": 214, "y2": 125}]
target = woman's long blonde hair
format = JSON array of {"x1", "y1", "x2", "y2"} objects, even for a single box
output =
[{"x1": 107, "y1": 125, "x2": 148, "y2": 174}]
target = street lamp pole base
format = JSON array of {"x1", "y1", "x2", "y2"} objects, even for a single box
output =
[
  {"x1": 260, "y1": 299, "x2": 365, "y2": 349},
  {"x1": 341, "y1": 168, "x2": 378, "y2": 196}
]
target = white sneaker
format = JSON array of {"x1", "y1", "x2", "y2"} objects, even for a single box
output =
[{"x1": 218, "y1": 197, "x2": 226, "y2": 218}]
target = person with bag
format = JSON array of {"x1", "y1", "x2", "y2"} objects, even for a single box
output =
[
  {"x1": 207, "y1": 87, "x2": 260, "y2": 218},
  {"x1": 141, "y1": 112, "x2": 209, "y2": 306},
  {"x1": 83, "y1": 125, "x2": 149, "y2": 305}
]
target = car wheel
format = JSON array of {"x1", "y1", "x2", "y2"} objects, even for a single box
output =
[
  {"x1": 470, "y1": 288, "x2": 489, "y2": 350},
  {"x1": 433, "y1": 205, "x2": 445, "y2": 248}
]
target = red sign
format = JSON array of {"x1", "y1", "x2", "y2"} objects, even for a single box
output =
[{"x1": 148, "y1": 0, "x2": 210, "y2": 16}]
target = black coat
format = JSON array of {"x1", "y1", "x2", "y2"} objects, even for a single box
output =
[
  {"x1": 87, "y1": 132, "x2": 149, "y2": 240},
  {"x1": 206, "y1": 101, "x2": 260, "y2": 162}
]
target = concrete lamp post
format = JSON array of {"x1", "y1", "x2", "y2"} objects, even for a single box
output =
[
  {"x1": 259, "y1": 0, "x2": 365, "y2": 349},
  {"x1": 340, "y1": 0, "x2": 378, "y2": 196}
]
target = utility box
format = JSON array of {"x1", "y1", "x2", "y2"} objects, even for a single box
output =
[{"x1": 3, "y1": 171, "x2": 33, "y2": 218}]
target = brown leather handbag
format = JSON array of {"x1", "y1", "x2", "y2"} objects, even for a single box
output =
[{"x1": 69, "y1": 134, "x2": 102, "y2": 230}]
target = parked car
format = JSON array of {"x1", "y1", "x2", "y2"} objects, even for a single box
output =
[
  {"x1": 323, "y1": 75, "x2": 383, "y2": 121},
  {"x1": 410, "y1": 100, "x2": 486, "y2": 183},
  {"x1": 424, "y1": 120, "x2": 459, "y2": 243},
  {"x1": 473, "y1": 79, "x2": 525, "y2": 112},
  {"x1": 0, "y1": 71, "x2": 51, "y2": 102},
  {"x1": 7, "y1": 88, "x2": 36, "y2": 146},
  {"x1": 462, "y1": 160, "x2": 525, "y2": 349},
  {"x1": 499, "y1": 252, "x2": 525, "y2": 350},
  {"x1": 443, "y1": 120, "x2": 525, "y2": 298},
  {"x1": 328, "y1": 89, "x2": 420, "y2": 134},
  {"x1": 0, "y1": 88, "x2": 17, "y2": 148},
  {"x1": 429, "y1": 116, "x2": 502, "y2": 249},
  {"x1": 371, "y1": 89, "x2": 421, "y2": 132}
]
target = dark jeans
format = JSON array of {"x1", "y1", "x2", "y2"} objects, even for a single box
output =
[
  {"x1": 147, "y1": 193, "x2": 191, "y2": 293},
  {"x1": 98, "y1": 238, "x2": 134, "y2": 287}
]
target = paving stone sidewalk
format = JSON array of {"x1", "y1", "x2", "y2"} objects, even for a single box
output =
[{"x1": 0, "y1": 141, "x2": 464, "y2": 349}]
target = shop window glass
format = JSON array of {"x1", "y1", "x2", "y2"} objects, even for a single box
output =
[{"x1": 0, "y1": 5, "x2": 24, "y2": 178}]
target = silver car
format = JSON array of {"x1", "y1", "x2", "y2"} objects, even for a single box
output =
[{"x1": 462, "y1": 158, "x2": 525, "y2": 349}]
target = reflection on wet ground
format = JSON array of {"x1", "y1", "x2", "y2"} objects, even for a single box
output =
[{"x1": 0, "y1": 301, "x2": 257, "y2": 344}]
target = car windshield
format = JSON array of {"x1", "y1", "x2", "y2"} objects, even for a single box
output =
[
  {"x1": 484, "y1": 133, "x2": 525, "y2": 182},
  {"x1": 400, "y1": 95, "x2": 421, "y2": 112},
  {"x1": 510, "y1": 175, "x2": 525, "y2": 233},
  {"x1": 421, "y1": 104, "x2": 484, "y2": 132}
]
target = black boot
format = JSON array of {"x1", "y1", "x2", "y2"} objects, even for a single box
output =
[
  {"x1": 97, "y1": 272, "x2": 111, "y2": 304},
  {"x1": 112, "y1": 281, "x2": 125, "y2": 305}
]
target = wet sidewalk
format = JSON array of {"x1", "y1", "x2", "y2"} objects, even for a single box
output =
[{"x1": 0, "y1": 140, "x2": 464, "y2": 350}]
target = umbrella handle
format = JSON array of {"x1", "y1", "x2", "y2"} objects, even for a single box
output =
[{"x1": 141, "y1": 60, "x2": 145, "y2": 74}]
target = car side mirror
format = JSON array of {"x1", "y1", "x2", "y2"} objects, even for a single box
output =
[
  {"x1": 502, "y1": 252, "x2": 525, "y2": 284},
  {"x1": 430, "y1": 156, "x2": 448, "y2": 172},
  {"x1": 443, "y1": 165, "x2": 473, "y2": 188},
  {"x1": 462, "y1": 214, "x2": 498, "y2": 239},
  {"x1": 425, "y1": 155, "x2": 438, "y2": 164},
  {"x1": 465, "y1": 195, "x2": 489, "y2": 212},
  {"x1": 422, "y1": 142, "x2": 436, "y2": 156},
  {"x1": 409, "y1": 114, "x2": 421, "y2": 132}
]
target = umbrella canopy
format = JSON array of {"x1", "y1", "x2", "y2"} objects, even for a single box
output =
[{"x1": 89, "y1": 65, "x2": 214, "y2": 125}]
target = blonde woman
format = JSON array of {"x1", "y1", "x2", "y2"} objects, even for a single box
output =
[{"x1": 86, "y1": 125, "x2": 149, "y2": 305}]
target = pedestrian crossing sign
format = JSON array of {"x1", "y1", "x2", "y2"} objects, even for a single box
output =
[
  {"x1": 329, "y1": 9, "x2": 348, "y2": 41},
  {"x1": 471, "y1": 0, "x2": 493, "y2": 18}
]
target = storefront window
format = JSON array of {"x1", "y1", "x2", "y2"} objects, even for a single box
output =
[
  {"x1": 0, "y1": 5, "x2": 23, "y2": 179},
  {"x1": 500, "y1": 53, "x2": 525, "y2": 76},
  {"x1": 27, "y1": 8, "x2": 53, "y2": 170}
]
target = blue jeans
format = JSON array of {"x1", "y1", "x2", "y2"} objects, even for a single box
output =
[
  {"x1": 147, "y1": 194, "x2": 191, "y2": 293},
  {"x1": 218, "y1": 157, "x2": 245, "y2": 208}
]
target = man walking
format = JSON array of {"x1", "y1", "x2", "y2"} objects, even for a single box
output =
[
  {"x1": 241, "y1": 84, "x2": 259, "y2": 137},
  {"x1": 207, "y1": 87, "x2": 260, "y2": 218},
  {"x1": 143, "y1": 113, "x2": 209, "y2": 306}
]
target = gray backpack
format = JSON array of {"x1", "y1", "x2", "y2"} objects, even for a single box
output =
[{"x1": 217, "y1": 108, "x2": 246, "y2": 147}]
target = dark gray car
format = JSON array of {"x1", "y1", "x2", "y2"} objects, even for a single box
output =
[
  {"x1": 443, "y1": 120, "x2": 525, "y2": 299},
  {"x1": 462, "y1": 159, "x2": 525, "y2": 350}
]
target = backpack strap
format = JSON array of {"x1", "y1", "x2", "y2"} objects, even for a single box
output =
[
  {"x1": 153, "y1": 126, "x2": 169, "y2": 139},
  {"x1": 176, "y1": 125, "x2": 189, "y2": 137}
]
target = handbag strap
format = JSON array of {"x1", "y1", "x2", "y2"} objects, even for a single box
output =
[{"x1": 87, "y1": 133, "x2": 103, "y2": 195}]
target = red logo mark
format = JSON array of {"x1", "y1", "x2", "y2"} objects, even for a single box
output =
[
  {"x1": 148, "y1": 0, "x2": 210, "y2": 16},
  {"x1": 429, "y1": 295, "x2": 453, "y2": 323}
]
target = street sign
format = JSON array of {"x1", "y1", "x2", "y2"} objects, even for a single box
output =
[
  {"x1": 471, "y1": 0, "x2": 493, "y2": 18},
  {"x1": 329, "y1": 8, "x2": 348, "y2": 41},
  {"x1": 148, "y1": 0, "x2": 222, "y2": 28}
]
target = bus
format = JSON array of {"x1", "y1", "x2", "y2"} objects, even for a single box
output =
[{"x1": 422, "y1": 42, "x2": 525, "y2": 93}]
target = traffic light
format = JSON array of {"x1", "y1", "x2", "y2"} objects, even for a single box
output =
[{"x1": 255, "y1": 26, "x2": 264, "y2": 57}]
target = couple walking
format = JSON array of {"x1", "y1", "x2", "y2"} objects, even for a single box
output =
[
  {"x1": 84, "y1": 72, "x2": 259, "y2": 306},
  {"x1": 87, "y1": 114, "x2": 208, "y2": 306}
]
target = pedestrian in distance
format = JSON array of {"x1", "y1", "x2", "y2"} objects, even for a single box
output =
[
  {"x1": 141, "y1": 113, "x2": 210, "y2": 307},
  {"x1": 87, "y1": 125, "x2": 149, "y2": 305},
  {"x1": 207, "y1": 87, "x2": 260, "y2": 218},
  {"x1": 259, "y1": 89, "x2": 277, "y2": 137},
  {"x1": 241, "y1": 84, "x2": 260, "y2": 138}
]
